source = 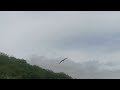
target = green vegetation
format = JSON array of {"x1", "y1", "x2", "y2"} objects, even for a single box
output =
[{"x1": 0, "y1": 52, "x2": 72, "y2": 79}]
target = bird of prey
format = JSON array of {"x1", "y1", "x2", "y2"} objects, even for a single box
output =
[{"x1": 59, "y1": 58, "x2": 68, "y2": 64}]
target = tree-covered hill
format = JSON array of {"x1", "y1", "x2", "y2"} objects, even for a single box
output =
[{"x1": 0, "y1": 52, "x2": 72, "y2": 79}]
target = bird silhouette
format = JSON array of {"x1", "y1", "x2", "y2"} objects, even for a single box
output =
[{"x1": 59, "y1": 58, "x2": 68, "y2": 64}]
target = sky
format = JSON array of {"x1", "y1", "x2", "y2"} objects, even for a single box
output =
[{"x1": 1, "y1": 11, "x2": 120, "y2": 65}]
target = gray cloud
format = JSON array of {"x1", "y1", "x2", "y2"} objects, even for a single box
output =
[
  {"x1": 28, "y1": 55, "x2": 120, "y2": 79},
  {"x1": 1, "y1": 11, "x2": 120, "y2": 77}
]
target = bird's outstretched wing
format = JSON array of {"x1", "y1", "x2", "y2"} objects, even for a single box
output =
[{"x1": 59, "y1": 60, "x2": 63, "y2": 64}]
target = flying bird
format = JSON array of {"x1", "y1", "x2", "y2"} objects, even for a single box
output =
[{"x1": 59, "y1": 58, "x2": 68, "y2": 64}]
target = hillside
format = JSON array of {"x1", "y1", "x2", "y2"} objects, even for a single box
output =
[{"x1": 0, "y1": 52, "x2": 72, "y2": 79}]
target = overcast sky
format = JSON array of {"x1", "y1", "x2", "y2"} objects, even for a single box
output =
[{"x1": 1, "y1": 11, "x2": 120, "y2": 64}]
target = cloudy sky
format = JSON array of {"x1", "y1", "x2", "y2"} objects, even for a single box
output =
[{"x1": 1, "y1": 11, "x2": 120, "y2": 64}]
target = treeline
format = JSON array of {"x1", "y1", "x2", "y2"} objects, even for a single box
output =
[{"x1": 0, "y1": 52, "x2": 72, "y2": 79}]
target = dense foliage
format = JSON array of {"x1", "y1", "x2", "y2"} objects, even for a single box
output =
[{"x1": 0, "y1": 52, "x2": 72, "y2": 79}]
